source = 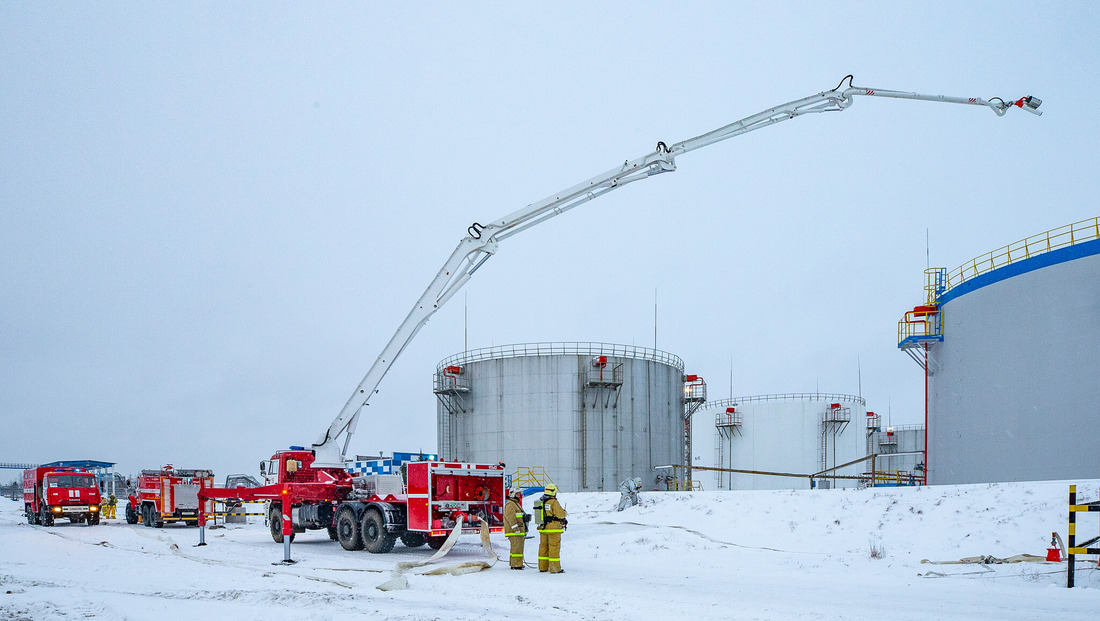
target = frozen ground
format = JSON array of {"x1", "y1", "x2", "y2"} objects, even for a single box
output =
[{"x1": 1, "y1": 480, "x2": 1098, "y2": 620}]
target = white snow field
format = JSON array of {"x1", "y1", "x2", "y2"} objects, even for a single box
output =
[{"x1": 2, "y1": 480, "x2": 1098, "y2": 620}]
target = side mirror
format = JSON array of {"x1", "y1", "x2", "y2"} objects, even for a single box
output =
[{"x1": 259, "y1": 462, "x2": 266, "y2": 476}]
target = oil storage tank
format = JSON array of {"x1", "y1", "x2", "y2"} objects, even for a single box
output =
[
  {"x1": 434, "y1": 342, "x2": 688, "y2": 492},
  {"x1": 898, "y1": 217, "x2": 1100, "y2": 485},
  {"x1": 692, "y1": 393, "x2": 868, "y2": 490}
]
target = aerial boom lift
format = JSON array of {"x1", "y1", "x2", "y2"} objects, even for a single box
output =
[{"x1": 311, "y1": 75, "x2": 1041, "y2": 468}]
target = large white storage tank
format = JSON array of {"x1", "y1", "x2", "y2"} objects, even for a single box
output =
[
  {"x1": 434, "y1": 342, "x2": 687, "y2": 492},
  {"x1": 691, "y1": 393, "x2": 868, "y2": 490},
  {"x1": 901, "y1": 218, "x2": 1100, "y2": 485}
]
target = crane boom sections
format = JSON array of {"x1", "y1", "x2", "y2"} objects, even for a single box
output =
[{"x1": 309, "y1": 75, "x2": 1041, "y2": 468}]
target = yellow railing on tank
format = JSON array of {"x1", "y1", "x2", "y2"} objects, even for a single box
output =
[
  {"x1": 897, "y1": 308, "x2": 942, "y2": 346},
  {"x1": 944, "y1": 216, "x2": 1100, "y2": 291},
  {"x1": 666, "y1": 480, "x2": 703, "y2": 491},
  {"x1": 868, "y1": 470, "x2": 920, "y2": 486},
  {"x1": 510, "y1": 466, "x2": 555, "y2": 490}
]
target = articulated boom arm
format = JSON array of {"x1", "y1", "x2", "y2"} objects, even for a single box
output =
[{"x1": 309, "y1": 75, "x2": 1041, "y2": 468}]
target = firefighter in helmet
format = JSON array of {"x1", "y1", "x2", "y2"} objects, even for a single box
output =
[
  {"x1": 534, "y1": 483, "x2": 567, "y2": 573},
  {"x1": 106, "y1": 493, "x2": 117, "y2": 519},
  {"x1": 503, "y1": 486, "x2": 529, "y2": 569}
]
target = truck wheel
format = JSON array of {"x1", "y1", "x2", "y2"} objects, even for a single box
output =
[
  {"x1": 125, "y1": 503, "x2": 138, "y2": 525},
  {"x1": 361, "y1": 509, "x2": 396, "y2": 554},
  {"x1": 336, "y1": 507, "x2": 364, "y2": 551},
  {"x1": 426, "y1": 535, "x2": 447, "y2": 550},
  {"x1": 26, "y1": 505, "x2": 35, "y2": 525},
  {"x1": 268, "y1": 505, "x2": 295, "y2": 544},
  {"x1": 400, "y1": 531, "x2": 427, "y2": 548},
  {"x1": 88, "y1": 514, "x2": 100, "y2": 526},
  {"x1": 142, "y1": 504, "x2": 153, "y2": 528},
  {"x1": 41, "y1": 507, "x2": 54, "y2": 527}
]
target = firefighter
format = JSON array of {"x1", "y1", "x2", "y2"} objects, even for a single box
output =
[
  {"x1": 106, "y1": 493, "x2": 117, "y2": 519},
  {"x1": 616, "y1": 476, "x2": 642, "y2": 512},
  {"x1": 535, "y1": 483, "x2": 567, "y2": 573},
  {"x1": 503, "y1": 487, "x2": 529, "y2": 569}
]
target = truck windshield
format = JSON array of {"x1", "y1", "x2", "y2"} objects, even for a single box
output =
[{"x1": 47, "y1": 475, "x2": 97, "y2": 488}]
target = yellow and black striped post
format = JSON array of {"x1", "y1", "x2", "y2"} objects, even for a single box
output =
[{"x1": 1067, "y1": 485, "x2": 1100, "y2": 588}]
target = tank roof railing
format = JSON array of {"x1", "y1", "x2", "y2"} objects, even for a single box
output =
[
  {"x1": 876, "y1": 423, "x2": 925, "y2": 433},
  {"x1": 702, "y1": 393, "x2": 867, "y2": 409},
  {"x1": 944, "y1": 216, "x2": 1100, "y2": 293},
  {"x1": 437, "y1": 342, "x2": 685, "y2": 372}
]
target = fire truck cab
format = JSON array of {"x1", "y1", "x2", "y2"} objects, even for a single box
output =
[{"x1": 23, "y1": 466, "x2": 101, "y2": 526}]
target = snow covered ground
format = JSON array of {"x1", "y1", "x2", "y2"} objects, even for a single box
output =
[{"x1": 2, "y1": 480, "x2": 1098, "y2": 620}]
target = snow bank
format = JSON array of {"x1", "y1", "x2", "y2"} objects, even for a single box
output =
[{"x1": 1, "y1": 480, "x2": 1097, "y2": 620}]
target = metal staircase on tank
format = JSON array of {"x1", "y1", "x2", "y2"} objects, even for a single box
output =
[
  {"x1": 865, "y1": 411, "x2": 880, "y2": 455},
  {"x1": 715, "y1": 406, "x2": 743, "y2": 490},
  {"x1": 897, "y1": 268, "x2": 947, "y2": 372},
  {"x1": 433, "y1": 365, "x2": 470, "y2": 460},
  {"x1": 507, "y1": 466, "x2": 556, "y2": 497},
  {"x1": 682, "y1": 375, "x2": 707, "y2": 479},
  {"x1": 820, "y1": 403, "x2": 851, "y2": 489},
  {"x1": 580, "y1": 356, "x2": 625, "y2": 489},
  {"x1": 583, "y1": 356, "x2": 624, "y2": 408}
]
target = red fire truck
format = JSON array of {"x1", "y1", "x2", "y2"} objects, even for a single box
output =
[
  {"x1": 126, "y1": 466, "x2": 214, "y2": 527},
  {"x1": 200, "y1": 449, "x2": 504, "y2": 555},
  {"x1": 23, "y1": 466, "x2": 101, "y2": 526}
]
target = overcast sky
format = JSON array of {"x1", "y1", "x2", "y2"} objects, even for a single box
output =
[{"x1": 2, "y1": 3, "x2": 1096, "y2": 480}]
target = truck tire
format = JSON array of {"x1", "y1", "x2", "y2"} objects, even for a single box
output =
[
  {"x1": 361, "y1": 509, "x2": 396, "y2": 554},
  {"x1": 426, "y1": 535, "x2": 447, "y2": 550},
  {"x1": 125, "y1": 502, "x2": 138, "y2": 525},
  {"x1": 400, "y1": 531, "x2": 427, "y2": 548},
  {"x1": 40, "y1": 506, "x2": 54, "y2": 527},
  {"x1": 336, "y1": 507, "x2": 364, "y2": 551},
  {"x1": 88, "y1": 514, "x2": 100, "y2": 526},
  {"x1": 268, "y1": 505, "x2": 295, "y2": 544},
  {"x1": 26, "y1": 505, "x2": 35, "y2": 525},
  {"x1": 142, "y1": 504, "x2": 154, "y2": 528}
]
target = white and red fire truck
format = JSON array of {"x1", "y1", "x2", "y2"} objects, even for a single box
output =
[
  {"x1": 126, "y1": 465, "x2": 214, "y2": 527},
  {"x1": 23, "y1": 466, "x2": 101, "y2": 526},
  {"x1": 201, "y1": 449, "x2": 505, "y2": 555}
]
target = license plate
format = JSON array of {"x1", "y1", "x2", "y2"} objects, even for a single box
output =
[{"x1": 61, "y1": 506, "x2": 87, "y2": 513}]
